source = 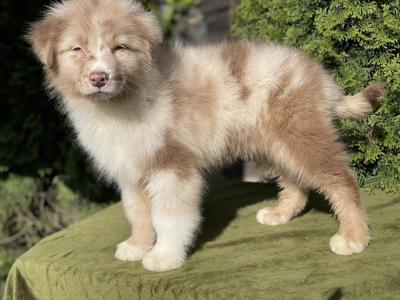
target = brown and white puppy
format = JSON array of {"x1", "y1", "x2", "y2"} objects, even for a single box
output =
[{"x1": 28, "y1": 0, "x2": 385, "y2": 272}]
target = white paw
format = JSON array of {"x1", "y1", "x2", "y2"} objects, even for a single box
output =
[
  {"x1": 115, "y1": 240, "x2": 151, "y2": 262},
  {"x1": 142, "y1": 250, "x2": 185, "y2": 272},
  {"x1": 329, "y1": 233, "x2": 367, "y2": 255},
  {"x1": 256, "y1": 207, "x2": 290, "y2": 225}
]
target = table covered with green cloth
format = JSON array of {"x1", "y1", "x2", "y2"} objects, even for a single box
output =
[{"x1": 4, "y1": 182, "x2": 400, "y2": 300}]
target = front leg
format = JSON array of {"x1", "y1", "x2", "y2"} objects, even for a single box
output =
[
  {"x1": 115, "y1": 182, "x2": 155, "y2": 262},
  {"x1": 142, "y1": 169, "x2": 203, "y2": 272}
]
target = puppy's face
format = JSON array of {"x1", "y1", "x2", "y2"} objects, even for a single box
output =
[{"x1": 28, "y1": 0, "x2": 162, "y2": 100}]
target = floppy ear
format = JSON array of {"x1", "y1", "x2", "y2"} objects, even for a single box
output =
[
  {"x1": 139, "y1": 12, "x2": 163, "y2": 59},
  {"x1": 129, "y1": 5, "x2": 163, "y2": 60},
  {"x1": 26, "y1": 15, "x2": 62, "y2": 71}
]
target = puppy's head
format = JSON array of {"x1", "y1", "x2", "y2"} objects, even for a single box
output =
[{"x1": 27, "y1": 0, "x2": 162, "y2": 100}]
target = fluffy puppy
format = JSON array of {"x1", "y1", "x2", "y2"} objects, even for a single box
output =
[{"x1": 28, "y1": 0, "x2": 385, "y2": 272}]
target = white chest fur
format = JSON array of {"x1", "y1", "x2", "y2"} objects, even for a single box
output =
[{"x1": 64, "y1": 97, "x2": 171, "y2": 186}]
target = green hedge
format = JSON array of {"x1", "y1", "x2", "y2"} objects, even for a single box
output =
[{"x1": 233, "y1": 0, "x2": 400, "y2": 193}]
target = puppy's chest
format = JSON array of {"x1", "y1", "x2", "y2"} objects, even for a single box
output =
[{"x1": 71, "y1": 111, "x2": 163, "y2": 183}]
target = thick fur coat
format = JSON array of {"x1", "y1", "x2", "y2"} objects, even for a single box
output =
[{"x1": 28, "y1": 0, "x2": 385, "y2": 271}]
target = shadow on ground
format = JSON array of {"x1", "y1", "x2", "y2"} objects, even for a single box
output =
[
  {"x1": 328, "y1": 288, "x2": 344, "y2": 300},
  {"x1": 191, "y1": 181, "x2": 332, "y2": 253}
]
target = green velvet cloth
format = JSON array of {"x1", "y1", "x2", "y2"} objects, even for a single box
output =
[{"x1": 3, "y1": 182, "x2": 400, "y2": 300}]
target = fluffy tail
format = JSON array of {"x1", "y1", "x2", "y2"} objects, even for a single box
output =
[{"x1": 335, "y1": 83, "x2": 385, "y2": 119}]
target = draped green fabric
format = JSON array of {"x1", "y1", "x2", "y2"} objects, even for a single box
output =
[{"x1": 3, "y1": 182, "x2": 400, "y2": 299}]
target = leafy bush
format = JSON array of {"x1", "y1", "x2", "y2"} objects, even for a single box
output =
[
  {"x1": 144, "y1": 0, "x2": 198, "y2": 36},
  {"x1": 233, "y1": 0, "x2": 400, "y2": 193},
  {"x1": 0, "y1": 174, "x2": 103, "y2": 247},
  {"x1": 0, "y1": 173, "x2": 105, "y2": 297}
]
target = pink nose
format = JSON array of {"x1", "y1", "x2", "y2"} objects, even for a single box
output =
[{"x1": 89, "y1": 71, "x2": 109, "y2": 88}]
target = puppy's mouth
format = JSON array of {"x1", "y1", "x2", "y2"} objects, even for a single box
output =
[
  {"x1": 86, "y1": 90, "x2": 112, "y2": 99},
  {"x1": 93, "y1": 89, "x2": 112, "y2": 96},
  {"x1": 85, "y1": 86, "x2": 122, "y2": 100}
]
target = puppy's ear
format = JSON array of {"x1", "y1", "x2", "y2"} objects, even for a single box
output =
[
  {"x1": 139, "y1": 12, "x2": 163, "y2": 59},
  {"x1": 26, "y1": 14, "x2": 62, "y2": 71},
  {"x1": 130, "y1": 5, "x2": 163, "y2": 60}
]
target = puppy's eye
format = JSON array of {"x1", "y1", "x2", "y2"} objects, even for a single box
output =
[
  {"x1": 72, "y1": 46, "x2": 82, "y2": 52},
  {"x1": 113, "y1": 44, "x2": 128, "y2": 52}
]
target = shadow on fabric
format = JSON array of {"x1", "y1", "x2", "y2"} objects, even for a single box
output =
[{"x1": 191, "y1": 181, "x2": 332, "y2": 254}]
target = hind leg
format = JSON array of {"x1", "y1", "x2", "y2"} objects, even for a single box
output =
[
  {"x1": 257, "y1": 176, "x2": 309, "y2": 225},
  {"x1": 259, "y1": 63, "x2": 369, "y2": 254},
  {"x1": 318, "y1": 170, "x2": 370, "y2": 255},
  {"x1": 268, "y1": 140, "x2": 369, "y2": 255}
]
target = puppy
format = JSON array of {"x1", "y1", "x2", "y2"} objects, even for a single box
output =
[{"x1": 28, "y1": 0, "x2": 385, "y2": 272}]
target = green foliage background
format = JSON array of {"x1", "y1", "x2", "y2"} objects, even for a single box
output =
[{"x1": 233, "y1": 0, "x2": 400, "y2": 193}]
